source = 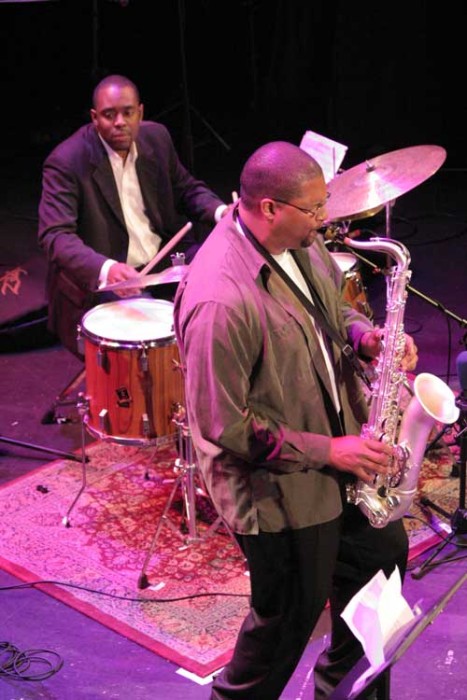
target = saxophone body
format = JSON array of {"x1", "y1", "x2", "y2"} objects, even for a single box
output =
[{"x1": 336, "y1": 234, "x2": 460, "y2": 528}]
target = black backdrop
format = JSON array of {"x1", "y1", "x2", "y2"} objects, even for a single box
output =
[{"x1": 0, "y1": 0, "x2": 466, "y2": 173}]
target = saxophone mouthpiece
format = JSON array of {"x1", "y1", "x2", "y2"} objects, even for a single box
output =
[{"x1": 317, "y1": 223, "x2": 343, "y2": 241}]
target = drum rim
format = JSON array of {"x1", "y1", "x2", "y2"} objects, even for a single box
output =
[
  {"x1": 79, "y1": 297, "x2": 176, "y2": 345},
  {"x1": 77, "y1": 331, "x2": 177, "y2": 349},
  {"x1": 329, "y1": 251, "x2": 358, "y2": 272}
]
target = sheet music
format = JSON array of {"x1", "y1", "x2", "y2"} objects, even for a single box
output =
[{"x1": 299, "y1": 130, "x2": 348, "y2": 183}]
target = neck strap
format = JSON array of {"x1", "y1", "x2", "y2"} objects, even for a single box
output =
[{"x1": 236, "y1": 209, "x2": 371, "y2": 388}]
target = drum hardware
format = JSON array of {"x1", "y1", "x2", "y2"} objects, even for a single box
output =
[
  {"x1": 61, "y1": 393, "x2": 91, "y2": 527},
  {"x1": 137, "y1": 407, "x2": 241, "y2": 590},
  {"x1": 329, "y1": 249, "x2": 374, "y2": 320},
  {"x1": 1, "y1": 366, "x2": 87, "y2": 460},
  {"x1": 40, "y1": 366, "x2": 87, "y2": 426},
  {"x1": 0, "y1": 433, "x2": 87, "y2": 464},
  {"x1": 79, "y1": 298, "x2": 184, "y2": 445}
]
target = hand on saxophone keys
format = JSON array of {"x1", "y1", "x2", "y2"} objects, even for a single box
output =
[
  {"x1": 328, "y1": 435, "x2": 395, "y2": 485},
  {"x1": 400, "y1": 334, "x2": 418, "y2": 372},
  {"x1": 359, "y1": 328, "x2": 418, "y2": 372}
]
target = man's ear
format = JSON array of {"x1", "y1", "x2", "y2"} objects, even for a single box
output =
[{"x1": 260, "y1": 198, "x2": 275, "y2": 221}]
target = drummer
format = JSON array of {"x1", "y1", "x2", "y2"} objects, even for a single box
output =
[{"x1": 38, "y1": 74, "x2": 230, "y2": 358}]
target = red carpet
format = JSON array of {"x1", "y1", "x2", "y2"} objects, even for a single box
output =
[{"x1": 0, "y1": 438, "x2": 457, "y2": 677}]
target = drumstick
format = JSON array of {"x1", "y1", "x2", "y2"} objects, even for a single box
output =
[
  {"x1": 232, "y1": 191, "x2": 239, "y2": 202},
  {"x1": 138, "y1": 221, "x2": 193, "y2": 277}
]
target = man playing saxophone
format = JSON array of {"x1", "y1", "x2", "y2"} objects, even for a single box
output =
[{"x1": 174, "y1": 141, "x2": 419, "y2": 699}]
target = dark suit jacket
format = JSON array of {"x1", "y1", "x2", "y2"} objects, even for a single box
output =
[{"x1": 38, "y1": 121, "x2": 224, "y2": 355}]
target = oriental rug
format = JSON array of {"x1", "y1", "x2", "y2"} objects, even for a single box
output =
[{"x1": 0, "y1": 438, "x2": 459, "y2": 677}]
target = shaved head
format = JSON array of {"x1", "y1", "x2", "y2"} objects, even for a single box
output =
[
  {"x1": 240, "y1": 141, "x2": 323, "y2": 210},
  {"x1": 92, "y1": 74, "x2": 140, "y2": 108}
]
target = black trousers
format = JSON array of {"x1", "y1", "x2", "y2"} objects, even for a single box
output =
[
  {"x1": 313, "y1": 506, "x2": 408, "y2": 699},
  {"x1": 210, "y1": 506, "x2": 408, "y2": 700}
]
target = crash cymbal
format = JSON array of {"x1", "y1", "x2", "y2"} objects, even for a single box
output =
[
  {"x1": 98, "y1": 265, "x2": 188, "y2": 293},
  {"x1": 326, "y1": 145, "x2": 446, "y2": 222}
]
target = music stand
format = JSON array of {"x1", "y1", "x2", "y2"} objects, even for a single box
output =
[{"x1": 329, "y1": 570, "x2": 467, "y2": 699}]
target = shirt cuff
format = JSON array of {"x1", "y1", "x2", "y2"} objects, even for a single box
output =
[
  {"x1": 214, "y1": 204, "x2": 227, "y2": 223},
  {"x1": 98, "y1": 259, "x2": 117, "y2": 288}
]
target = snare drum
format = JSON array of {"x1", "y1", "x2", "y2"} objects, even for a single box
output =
[
  {"x1": 330, "y1": 252, "x2": 373, "y2": 318},
  {"x1": 77, "y1": 298, "x2": 185, "y2": 445}
]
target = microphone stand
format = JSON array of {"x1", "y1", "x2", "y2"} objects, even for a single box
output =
[{"x1": 335, "y1": 240, "x2": 467, "y2": 332}]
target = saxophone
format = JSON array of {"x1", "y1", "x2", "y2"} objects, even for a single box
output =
[{"x1": 331, "y1": 231, "x2": 460, "y2": 528}]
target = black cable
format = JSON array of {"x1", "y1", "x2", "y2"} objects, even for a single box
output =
[
  {"x1": 0, "y1": 579, "x2": 250, "y2": 602},
  {"x1": 0, "y1": 641, "x2": 63, "y2": 681}
]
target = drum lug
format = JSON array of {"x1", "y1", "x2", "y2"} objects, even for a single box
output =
[
  {"x1": 97, "y1": 345, "x2": 109, "y2": 372},
  {"x1": 141, "y1": 413, "x2": 152, "y2": 437},
  {"x1": 139, "y1": 346, "x2": 149, "y2": 373},
  {"x1": 76, "y1": 326, "x2": 85, "y2": 356},
  {"x1": 98, "y1": 408, "x2": 110, "y2": 433},
  {"x1": 357, "y1": 299, "x2": 374, "y2": 320}
]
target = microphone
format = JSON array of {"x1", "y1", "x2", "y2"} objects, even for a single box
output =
[{"x1": 456, "y1": 350, "x2": 467, "y2": 412}]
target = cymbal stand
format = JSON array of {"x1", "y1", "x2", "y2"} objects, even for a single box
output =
[{"x1": 137, "y1": 411, "x2": 238, "y2": 589}]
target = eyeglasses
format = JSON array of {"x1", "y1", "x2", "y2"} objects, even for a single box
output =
[{"x1": 271, "y1": 192, "x2": 331, "y2": 217}]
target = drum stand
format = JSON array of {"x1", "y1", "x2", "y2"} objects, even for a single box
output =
[
  {"x1": 137, "y1": 412, "x2": 240, "y2": 589},
  {"x1": 61, "y1": 393, "x2": 91, "y2": 527}
]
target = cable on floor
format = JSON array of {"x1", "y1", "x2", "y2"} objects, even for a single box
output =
[{"x1": 0, "y1": 640, "x2": 63, "y2": 680}]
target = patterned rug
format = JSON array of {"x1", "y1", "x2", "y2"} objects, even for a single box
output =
[{"x1": 0, "y1": 437, "x2": 459, "y2": 677}]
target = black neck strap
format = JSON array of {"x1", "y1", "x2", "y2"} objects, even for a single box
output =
[{"x1": 236, "y1": 209, "x2": 371, "y2": 389}]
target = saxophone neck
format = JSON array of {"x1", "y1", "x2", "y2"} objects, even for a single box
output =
[{"x1": 322, "y1": 224, "x2": 411, "y2": 270}]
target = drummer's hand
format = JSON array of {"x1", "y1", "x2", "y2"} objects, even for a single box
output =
[
  {"x1": 107, "y1": 262, "x2": 142, "y2": 298},
  {"x1": 220, "y1": 203, "x2": 235, "y2": 218},
  {"x1": 401, "y1": 334, "x2": 418, "y2": 372}
]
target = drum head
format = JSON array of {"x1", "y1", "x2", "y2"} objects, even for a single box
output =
[
  {"x1": 81, "y1": 298, "x2": 175, "y2": 343},
  {"x1": 330, "y1": 252, "x2": 357, "y2": 273}
]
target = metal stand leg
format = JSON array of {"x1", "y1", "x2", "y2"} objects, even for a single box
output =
[
  {"x1": 137, "y1": 415, "x2": 242, "y2": 589},
  {"x1": 41, "y1": 367, "x2": 86, "y2": 425},
  {"x1": 0, "y1": 434, "x2": 86, "y2": 464},
  {"x1": 62, "y1": 395, "x2": 90, "y2": 527}
]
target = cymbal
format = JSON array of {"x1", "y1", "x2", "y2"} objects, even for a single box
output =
[
  {"x1": 98, "y1": 265, "x2": 188, "y2": 293},
  {"x1": 331, "y1": 203, "x2": 385, "y2": 223},
  {"x1": 326, "y1": 145, "x2": 447, "y2": 222}
]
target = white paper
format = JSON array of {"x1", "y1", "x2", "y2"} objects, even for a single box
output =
[
  {"x1": 299, "y1": 130, "x2": 348, "y2": 183},
  {"x1": 341, "y1": 567, "x2": 415, "y2": 668}
]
